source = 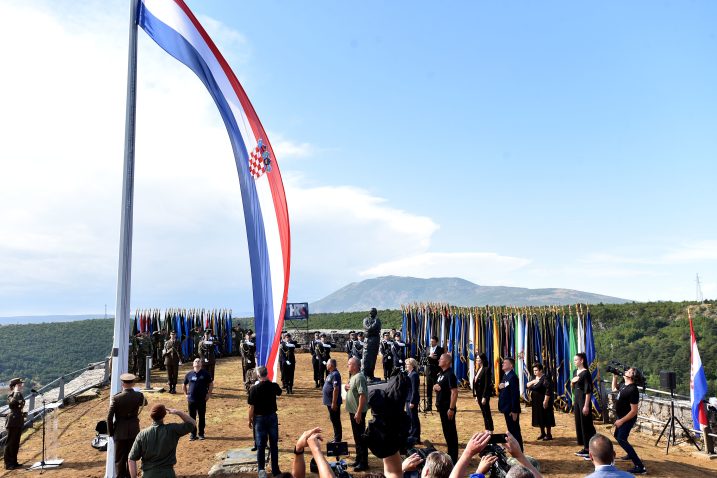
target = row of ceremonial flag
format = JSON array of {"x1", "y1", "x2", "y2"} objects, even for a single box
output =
[
  {"x1": 132, "y1": 308, "x2": 235, "y2": 359},
  {"x1": 401, "y1": 304, "x2": 601, "y2": 413}
]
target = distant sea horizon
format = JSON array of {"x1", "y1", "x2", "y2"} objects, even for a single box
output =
[{"x1": 0, "y1": 314, "x2": 111, "y2": 325}]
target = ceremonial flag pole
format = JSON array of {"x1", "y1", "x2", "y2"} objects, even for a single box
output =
[{"x1": 106, "y1": 1, "x2": 140, "y2": 476}]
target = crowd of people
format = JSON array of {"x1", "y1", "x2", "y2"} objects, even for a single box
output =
[{"x1": 4, "y1": 311, "x2": 648, "y2": 477}]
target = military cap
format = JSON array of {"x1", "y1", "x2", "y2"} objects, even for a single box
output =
[
  {"x1": 120, "y1": 373, "x2": 136, "y2": 382},
  {"x1": 204, "y1": 328, "x2": 212, "y2": 333},
  {"x1": 8, "y1": 378, "x2": 24, "y2": 388}
]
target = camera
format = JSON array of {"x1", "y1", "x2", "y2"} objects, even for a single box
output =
[
  {"x1": 479, "y1": 444, "x2": 512, "y2": 478},
  {"x1": 327, "y1": 441, "x2": 349, "y2": 457},
  {"x1": 309, "y1": 442, "x2": 352, "y2": 478},
  {"x1": 405, "y1": 444, "x2": 437, "y2": 478},
  {"x1": 605, "y1": 360, "x2": 646, "y2": 388}
]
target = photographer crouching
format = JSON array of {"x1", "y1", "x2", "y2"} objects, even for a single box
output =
[{"x1": 611, "y1": 368, "x2": 646, "y2": 475}]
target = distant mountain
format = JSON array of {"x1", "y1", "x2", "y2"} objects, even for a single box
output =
[
  {"x1": 0, "y1": 314, "x2": 109, "y2": 325},
  {"x1": 311, "y1": 276, "x2": 630, "y2": 312}
]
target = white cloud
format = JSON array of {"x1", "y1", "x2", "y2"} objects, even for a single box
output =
[
  {"x1": 663, "y1": 240, "x2": 717, "y2": 263},
  {"x1": 269, "y1": 133, "x2": 314, "y2": 159}
]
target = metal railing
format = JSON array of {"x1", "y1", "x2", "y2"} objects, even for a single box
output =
[{"x1": 0, "y1": 358, "x2": 110, "y2": 446}]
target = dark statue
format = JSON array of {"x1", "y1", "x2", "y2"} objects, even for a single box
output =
[{"x1": 362, "y1": 307, "x2": 381, "y2": 380}]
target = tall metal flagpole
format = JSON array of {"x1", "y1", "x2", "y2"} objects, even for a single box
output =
[{"x1": 105, "y1": 1, "x2": 139, "y2": 477}]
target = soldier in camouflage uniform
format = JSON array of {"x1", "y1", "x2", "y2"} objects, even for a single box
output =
[
  {"x1": 135, "y1": 332, "x2": 154, "y2": 381},
  {"x1": 152, "y1": 330, "x2": 166, "y2": 371},
  {"x1": 128, "y1": 333, "x2": 137, "y2": 376},
  {"x1": 163, "y1": 330, "x2": 182, "y2": 393}
]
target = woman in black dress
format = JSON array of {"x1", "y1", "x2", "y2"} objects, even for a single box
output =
[
  {"x1": 472, "y1": 353, "x2": 494, "y2": 431},
  {"x1": 526, "y1": 363, "x2": 555, "y2": 440}
]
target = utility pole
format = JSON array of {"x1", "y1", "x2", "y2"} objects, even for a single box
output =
[{"x1": 696, "y1": 274, "x2": 704, "y2": 303}]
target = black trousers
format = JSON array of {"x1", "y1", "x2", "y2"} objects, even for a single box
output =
[
  {"x1": 383, "y1": 361, "x2": 394, "y2": 380},
  {"x1": 283, "y1": 364, "x2": 295, "y2": 389},
  {"x1": 503, "y1": 412, "x2": 524, "y2": 451},
  {"x1": 426, "y1": 371, "x2": 438, "y2": 408},
  {"x1": 478, "y1": 397, "x2": 494, "y2": 431},
  {"x1": 348, "y1": 411, "x2": 368, "y2": 466},
  {"x1": 318, "y1": 363, "x2": 327, "y2": 385},
  {"x1": 407, "y1": 403, "x2": 421, "y2": 446},
  {"x1": 312, "y1": 358, "x2": 321, "y2": 383},
  {"x1": 189, "y1": 400, "x2": 207, "y2": 437},
  {"x1": 438, "y1": 408, "x2": 458, "y2": 464},
  {"x1": 574, "y1": 401, "x2": 596, "y2": 448},
  {"x1": 114, "y1": 437, "x2": 134, "y2": 478},
  {"x1": 327, "y1": 406, "x2": 342, "y2": 442},
  {"x1": 4, "y1": 426, "x2": 21, "y2": 468}
]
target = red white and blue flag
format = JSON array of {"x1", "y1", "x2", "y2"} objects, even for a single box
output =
[
  {"x1": 690, "y1": 316, "x2": 708, "y2": 434},
  {"x1": 137, "y1": 0, "x2": 290, "y2": 379}
]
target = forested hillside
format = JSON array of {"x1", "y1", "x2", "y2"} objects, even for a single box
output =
[
  {"x1": 0, "y1": 319, "x2": 113, "y2": 392},
  {"x1": 1, "y1": 302, "x2": 714, "y2": 398}
]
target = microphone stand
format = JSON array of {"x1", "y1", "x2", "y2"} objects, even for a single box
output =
[{"x1": 29, "y1": 390, "x2": 63, "y2": 471}]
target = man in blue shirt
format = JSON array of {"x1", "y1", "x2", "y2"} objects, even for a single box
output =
[
  {"x1": 585, "y1": 434, "x2": 635, "y2": 477},
  {"x1": 498, "y1": 357, "x2": 523, "y2": 451},
  {"x1": 322, "y1": 358, "x2": 342, "y2": 442},
  {"x1": 183, "y1": 357, "x2": 213, "y2": 441}
]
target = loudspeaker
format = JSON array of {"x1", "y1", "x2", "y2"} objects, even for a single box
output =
[{"x1": 660, "y1": 371, "x2": 676, "y2": 391}]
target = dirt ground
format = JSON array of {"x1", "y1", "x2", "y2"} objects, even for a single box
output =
[{"x1": 4, "y1": 353, "x2": 716, "y2": 477}]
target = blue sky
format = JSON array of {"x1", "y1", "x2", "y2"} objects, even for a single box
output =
[{"x1": 1, "y1": 0, "x2": 715, "y2": 315}]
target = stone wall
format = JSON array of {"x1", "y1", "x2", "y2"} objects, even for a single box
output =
[{"x1": 606, "y1": 390, "x2": 695, "y2": 436}]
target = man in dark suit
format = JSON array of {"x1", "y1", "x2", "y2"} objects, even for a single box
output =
[
  {"x1": 107, "y1": 373, "x2": 147, "y2": 478},
  {"x1": 498, "y1": 357, "x2": 523, "y2": 451},
  {"x1": 425, "y1": 335, "x2": 444, "y2": 411}
]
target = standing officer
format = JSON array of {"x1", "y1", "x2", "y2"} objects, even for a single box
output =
[
  {"x1": 316, "y1": 334, "x2": 333, "y2": 386},
  {"x1": 391, "y1": 332, "x2": 407, "y2": 372},
  {"x1": 346, "y1": 331, "x2": 356, "y2": 360},
  {"x1": 4, "y1": 378, "x2": 25, "y2": 470},
  {"x1": 241, "y1": 330, "x2": 257, "y2": 388},
  {"x1": 199, "y1": 329, "x2": 217, "y2": 379},
  {"x1": 380, "y1": 332, "x2": 394, "y2": 380},
  {"x1": 163, "y1": 330, "x2": 182, "y2": 394},
  {"x1": 309, "y1": 331, "x2": 322, "y2": 388},
  {"x1": 425, "y1": 335, "x2": 443, "y2": 411},
  {"x1": 280, "y1": 333, "x2": 297, "y2": 394},
  {"x1": 352, "y1": 332, "x2": 365, "y2": 361},
  {"x1": 107, "y1": 373, "x2": 147, "y2": 478}
]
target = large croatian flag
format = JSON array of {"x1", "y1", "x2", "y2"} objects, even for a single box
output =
[
  {"x1": 690, "y1": 317, "x2": 708, "y2": 434},
  {"x1": 137, "y1": 0, "x2": 290, "y2": 379}
]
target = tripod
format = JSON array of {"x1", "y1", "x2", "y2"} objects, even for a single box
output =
[
  {"x1": 29, "y1": 394, "x2": 63, "y2": 471},
  {"x1": 655, "y1": 387, "x2": 700, "y2": 454}
]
